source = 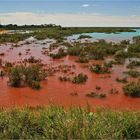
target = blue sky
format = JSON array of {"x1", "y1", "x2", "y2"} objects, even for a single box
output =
[{"x1": 0, "y1": 0, "x2": 140, "y2": 26}]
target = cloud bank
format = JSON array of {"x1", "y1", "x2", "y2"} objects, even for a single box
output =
[{"x1": 0, "y1": 12, "x2": 140, "y2": 27}]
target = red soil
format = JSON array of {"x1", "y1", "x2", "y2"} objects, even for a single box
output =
[{"x1": 0, "y1": 43, "x2": 140, "y2": 110}]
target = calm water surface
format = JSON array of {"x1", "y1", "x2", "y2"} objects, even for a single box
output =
[{"x1": 68, "y1": 29, "x2": 140, "y2": 42}]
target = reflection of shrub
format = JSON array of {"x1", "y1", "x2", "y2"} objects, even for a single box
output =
[
  {"x1": 123, "y1": 82, "x2": 140, "y2": 97},
  {"x1": 9, "y1": 66, "x2": 23, "y2": 87},
  {"x1": 30, "y1": 80, "x2": 41, "y2": 89},
  {"x1": 72, "y1": 73, "x2": 88, "y2": 84},
  {"x1": 86, "y1": 92, "x2": 97, "y2": 97},
  {"x1": 99, "y1": 93, "x2": 106, "y2": 98},
  {"x1": 86, "y1": 92, "x2": 106, "y2": 98}
]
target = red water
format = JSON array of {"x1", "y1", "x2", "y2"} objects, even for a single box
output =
[{"x1": 0, "y1": 42, "x2": 140, "y2": 110}]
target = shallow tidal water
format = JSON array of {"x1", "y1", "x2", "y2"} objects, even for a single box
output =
[
  {"x1": 0, "y1": 38, "x2": 140, "y2": 110},
  {"x1": 68, "y1": 29, "x2": 140, "y2": 42}
]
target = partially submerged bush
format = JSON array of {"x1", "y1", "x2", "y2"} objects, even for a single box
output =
[
  {"x1": 72, "y1": 73, "x2": 88, "y2": 84},
  {"x1": 109, "y1": 88, "x2": 119, "y2": 94},
  {"x1": 123, "y1": 81, "x2": 140, "y2": 97},
  {"x1": 78, "y1": 35, "x2": 92, "y2": 39},
  {"x1": 124, "y1": 70, "x2": 140, "y2": 78},
  {"x1": 50, "y1": 48, "x2": 67, "y2": 59},
  {"x1": 76, "y1": 56, "x2": 89, "y2": 63},
  {"x1": 114, "y1": 50, "x2": 128, "y2": 64},
  {"x1": 8, "y1": 64, "x2": 47, "y2": 89},
  {"x1": 86, "y1": 92, "x2": 106, "y2": 98},
  {"x1": 127, "y1": 60, "x2": 140, "y2": 68},
  {"x1": 116, "y1": 77, "x2": 128, "y2": 83},
  {"x1": 68, "y1": 46, "x2": 82, "y2": 56},
  {"x1": 25, "y1": 56, "x2": 41, "y2": 63},
  {"x1": 86, "y1": 92, "x2": 98, "y2": 97},
  {"x1": 59, "y1": 76, "x2": 70, "y2": 82},
  {"x1": 90, "y1": 64, "x2": 111, "y2": 74}
]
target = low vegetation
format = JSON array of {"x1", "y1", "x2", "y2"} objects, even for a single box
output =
[
  {"x1": 78, "y1": 35, "x2": 92, "y2": 39},
  {"x1": 127, "y1": 60, "x2": 140, "y2": 68},
  {"x1": 72, "y1": 73, "x2": 88, "y2": 84},
  {"x1": 116, "y1": 77, "x2": 128, "y2": 83},
  {"x1": 7, "y1": 64, "x2": 47, "y2": 89},
  {"x1": 124, "y1": 70, "x2": 140, "y2": 78},
  {"x1": 86, "y1": 92, "x2": 107, "y2": 98},
  {"x1": 123, "y1": 81, "x2": 140, "y2": 97},
  {"x1": 0, "y1": 106, "x2": 139, "y2": 139},
  {"x1": 90, "y1": 64, "x2": 111, "y2": 74}
]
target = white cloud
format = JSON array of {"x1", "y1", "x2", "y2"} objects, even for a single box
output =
[
  {"x1": 82, "y1": 4, "x2": 89, "y2": 7},
  {"x1": 0, "y1": 12, "x2": 140, "y2": 27}
]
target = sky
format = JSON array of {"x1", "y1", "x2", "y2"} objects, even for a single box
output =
[{"x1": 0, "y1": 0, "x2": 140, "y2": 27}]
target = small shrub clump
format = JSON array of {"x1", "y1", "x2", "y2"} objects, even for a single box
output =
[
  {"x1": 124, "y1": 70, "x2": 140, "y2": 78},
  {"x1": 59, "y1": 76, "x2": 70, "y2": 82},
  {"x1": 90, "y1": 64, "x2": 111, "y2": 74},
  {"x1": 72, "y1": 73, "x2": 88, "y2": 84},
  {"x1": 123, "y1": 81, "x2": 140, "y2": 97},
  {"x1": 50, "y1": 48, "x2": 67, "y2": 59},
  {"x1": 127, "y1": 60, "x2": 140, "y2": 69},
  {"x1": 8, "y1": 64, "x2": 47, "y2": 89},
  {"x1": 116, "y1": 77, "x2": 128, "y2": 83}
]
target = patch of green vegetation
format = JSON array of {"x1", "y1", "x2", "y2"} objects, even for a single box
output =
[
  {"x1": 109, "y1": 88, "x2": 119, "y2": 94},
  {"x1": 78, "y1": 35, "x2": 92, "y2": 39},
  {"x1": 25, "y1": 56, "x2": 41, "y2": 63},
  {"x1": 7, "y1": 64, "x2": 47, "y2": 89},
  {"x1": 0, "y1": 106, "x2": 139, "y2": 139},
  {"x1": 67, "y1": 46, "x2": 83, "y2": 56},
  {"x1": 0, "y1": 33, "x2": 32, "y2": 43},
  {"x1": 124, "y1": 70, "x2": 140, "y2": 78},
  {"x1": 72, "y1": 73, "x2": 88, "y2": 84},
  {"x1": 0, "y1": 25, "x2": 137, "y2": 43},
  {"x1": 50, "y1": 48, "x2": 67, "y2": 59},
  {"x1": 116, "y1": 77, "x2": 128, "y2": 83},
  {"x1": 123, "y1": 81, "x2": 140, "y2": 97},
  {"x1": 127, "y1": 60, "x2": 140, "y2": 69},
  {"x1": 59, "y1": 76, "x2": 70, "y2": 82},
  {"x1": 90, "y1": 64, "x2": 111, "y2": 74},
  {"x1": 114, "y1": 50, "x2": 128, "y2": 64},
  {"x1": 86, "y1": 92, "x2": 107, "y2": 98},
  {"x1": 76, "y1": 56, "x2": 89, "y2": 63},
  {"x1": 127, "y1": 36, "x2": 140, "y2": 58}
]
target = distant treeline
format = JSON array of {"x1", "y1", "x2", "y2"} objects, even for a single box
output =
[
  {"x1": 0, "y1": 24, "x2": 139, "y2": 32},
  {"x1": 0, "y1": 24, "x2": 139, "y2": 43},
  {"x1": 0, "y1": 24, "x2": 62, "y2": 30}
]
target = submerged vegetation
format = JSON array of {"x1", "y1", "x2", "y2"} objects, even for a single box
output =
[
  {"x1": 123, "y1": 81, "x2": 140, "y2": 97},
  {"x1": 72, "y1": 73, "x2": 88, "y2": 84},
  {"x1": 0, "y1": 106, "x2": 139, "y2": 139},
  {"x1": 90, "y1": 64, "x2": 111, "y2": 74},
  {"x1": 8, "y1": 64, "x2": 47, "y2": 89}
]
